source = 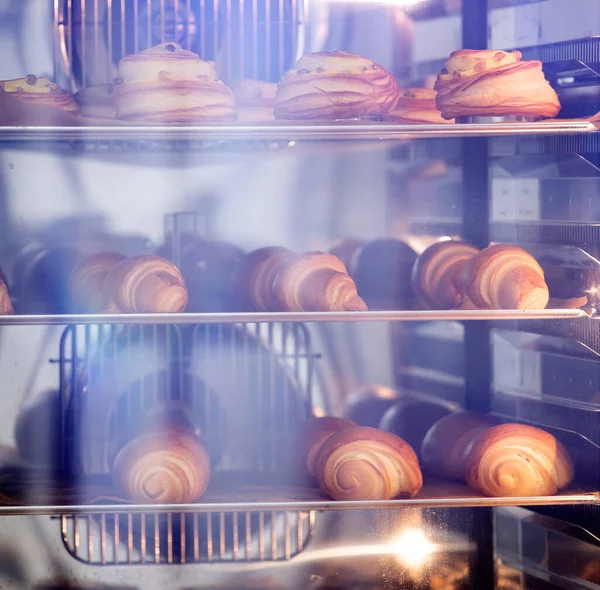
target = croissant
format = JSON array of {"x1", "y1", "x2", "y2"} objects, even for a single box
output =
[
  {"x1": 292, "y1": 417, "x2": 356, "y2": 480},
  {"x1": 236, "y1": 247, "x2": 296, "y2": 311},
  {"x1": 421, "y1": 411, "x2": 501, "y2": 481},
  {"x1": 112, "y1": 427, "x2": 210, "y2": 503},
  {"x1": 315, "y1": 426, "x2": 423, "y2": 501},
  {"x1": 0, "y1": 277, "x2": 13, "y2": 315},
  {"x1": 107, "y1": 255, "x2": 188, "y2": 313},
  {"x1": 434, "y1": 49, "x2": 560, "y2": 120},
  {"x1": 69, "y1": 253, "x2": 126, "y2": 313},
  {"x1": 115, "y1": 42, "x2": 236, "y2": 122},
  {"x1": 0, "y1": 75, "x2": 80, "y2": 115},
  {"x1": 275, "y1": 51, "x2": 400, "y2": 120},
  {"x1": 411, "y1": 240, "x2": 479, "y2": 309},
  {"x1": 465, "y1": 424, "x2": 574, "y2": 497},
  {"x1": 274, "y1": 252, "x2": 367, "y2": 312},
  {"x1": 459, "y1": 244, "x2": 549, "y2": 310}
]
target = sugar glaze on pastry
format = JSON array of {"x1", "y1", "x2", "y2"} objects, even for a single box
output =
[
  {"x1": 434, "y1": 49, "x2": 560, "y2": 120},
  {"x1": 275, "y1": 51, "x2": 400, "y2": 120},
  {"x1": 0, "y1": 75, "x2": 80, "y2": 115},
  {"x1": 115, "y1": 42, "x2": 236, "y2": 122}
]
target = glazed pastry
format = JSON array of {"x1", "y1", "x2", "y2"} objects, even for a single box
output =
[
  {"x1": 328, "y1": 237, "x2": 365, "y2": 271},
  {"x1": 69, "y1": 253, "x2": 126, "y2": 313},
  {"x1": 73, "y1": 84, "x2": 116, "y2": 119},
  {"x1": 351, "y1": 238, "x2": 418, "y2": 310},
  {"x1": 275, "y1": 51, "x2": 400, "y2": 120},
  {"x1": 115, "y1": 42, "x2": 236, "y2": 122},
  {"x1": 460, "y1": 244, "x2": 550, "y2": 310},
  {"x1": 434, "y1": 49, "x2": 560, "y2": 120},
  {"x1": 315, "y1": 426, "x2": 423, "y2": 501},
  {"x1": 0, "y1": 75, "x2": 80, "y2": 115},
  {"x1": 412, "y1": 240, "x2": 479, "y2": 309},
  {"x1": 236, "y1": 247, "x2": 296, "y2": 311},
  {"x1": 421, "y1": 411, "x2": 501, "y2": 480},
  {"x1": 107, "y1": 255, "x2": 188, "y2": 313},
  {"x1": 112, "y1": 426, "x2": 210, "y2": 503},
  {"x1": 274, "y1": 252, "x2": 367, "y2": 312},
  {"x1": 344, "y1": 385, "x2": 401, "y2": 428},
  {"x1": 387, "y1": 88, "x2": 453, "y2": 124},
  {"x1": 465, "y1": 423, "x2": 574, "y2": 497},
  {"x1": 379, "y1": 398, "x2": 452, "y2": 461},
  {"x1": 292, "y1": 416, "x2": 356, "y2": 480},
  {"x1": 231, "y1": 79, "x2": 276, "y2": 122}
]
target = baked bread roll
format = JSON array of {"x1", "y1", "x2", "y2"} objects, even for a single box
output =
[
  {"x1": 315, "y1": 426, "x2": 423, "y2": 501},
  {"x1": 236, "y1": 247, "x2": 296, "y2": 311},
  {"x1": 460, "y1": 244, "x2": 550, "y2": 310},
  {"x1": 112, "y1": 426, "x2": 210, "y2": 503},
  {"x1": 0, "y1": 75, "x2": 80, "y2": 115},
  {"x1": 0, "y1": 275, "x2": 13, "y2": 315},
  {"x1": 434, "y1": 49, "x2": 560, "y2": 120},
  {"x1": 73, "y1": 84, "x2": 116, "y2": 119},
  {"x1": 412, "y1": 240, "x2": 479, "y2": 309},
  {"x1": 274, "y1": 252, "x2": 367, "y2": 312},
  {"x1": 69, "y1": 253, "x2": 126, "y2": 313},
  {"x1": 292, "y1": 416, "x2": 356, "y2": 480},
  {"x1": 344, "y1": 385, "x2": 401, "y2": 428},
  {"x1": 465, "y1": 424, "x2": 574, "y2": 497},
  {"x1": 387, "y1": 88, "x2": 453, "y2": 124},
  {"x1": 351, "y1": 238, "x2": 418, "y2": 310},
  {"x1": 379, "y1": 398, "x2": 452, "y2": 461},
  {"x1": 115, "y1": 42, "x2": 236, "y2": 122},
  {"x1": 421, "y1": 411, "x2": 501, "y2": 480},
  {"x1": 275, "y1": 51, "x2": 400, "y2": 120},
  {"x1": 107, "y1": 255, "x2": 188, "y2": 313},
  {"x1": 231, "y1": 79, "x2": 276, "y2": 122}
]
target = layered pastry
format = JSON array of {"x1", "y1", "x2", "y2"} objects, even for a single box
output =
[
  {"x1": 115, "y1": 42, "x2": 236, "y2": 122},
  {"x1": 0, "y1": 75, "x2": 80, "y2": 115},
  {"x1": 106, "y1": 255, "x2": 188, "y2": 313},
  {"x1": 275, "y1": 51, "x2": 400, "y2": 120},
  {"x1": 112, "y1": 425, "x2": 210, "y2": 503},
  {"x1": 412, "y1": 240, "x2": 479, "y2": 309},
  {"x1": 421, "y1": 411, "x2": 501, "y2": 480},
  {"x1": 315, "y1": 426, "x2": 423, "y2": 501},
  {"x1": 465, "y1": 423, "x2": 574, "y2": 497},
  {"x1": 73, "y1": 84, "x2": 116, "y2": 119},
  {"x1": 387, "y1": 88, "x2": 453, "y2": 124},
  {"x1": 434, "y1": 49, "x2": 561, "y2": 120},
  {"x1": 459, "y1": 244, "x2": 550, "y2": 310},
  {"x1": 231, "y1": 79, "x2": 276, "y2": 122},
  {"x1": 0, "y1": 275, "x2": 13, "y2": 315}
]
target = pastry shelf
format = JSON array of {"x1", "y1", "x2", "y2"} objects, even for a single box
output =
[
  {"x1": 0, "y1": 120, "x2": 597, "y2": 143},
  {"x1": 0, "y1": 309, "x2": 593, "y2": 325},
  {"x1": 0, "y1": 479, "x2": 597, "y2": 515}
]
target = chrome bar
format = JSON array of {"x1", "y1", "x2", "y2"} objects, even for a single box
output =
[
  {"x1": 199, "y1": 0, "x2": 206, "y2": 58},
  {"x1": 120, "y1": 0, "x2": 126, "y2": 58},
  {"x1": 114, "y1": 514, "x2": 120, "y2": 564},
  {"x1": 154, "y1": 512, "x2": 160, "y2": 564},
  {"x1": 167, "y1": 511, "x2": 173, "y2": 564},
  {"x1": 81, "y1": 0, "x2": 87, "y2": 90},
  {"x1": 193, "y1": 512, "x2": 199, "y2": 561},
  {"x1": 133, "y1": 0, "x2": 139, "y2": 52},
  {"x1": 147, "y1": 0, "x2": 153, "y2": 49},
  {"x1": 100, "y1": 513, "x2": 107, "y2": 564},
  {"x1": 265, "y1": 0, "x2": 271, "y2": 80},
  {"x1": 284, "y1": 512, "x2": 291, "y2": 560},
  {"x1": 180, "y1": 513, "x2": 186, "y2": 564},
  {"x1": 245, "y1": 511, "x2": 252, "y2": 559},
  {"x1": 219, "y1": 511, "x2": 225, "y2": 559},
  {"x1": 94, "y1": 0, "x2": 100, "y2": 79},
  {"x1": 258, "y1": 511, "x2": 265, "y2": 560},
  {"x1": 127, "y1": 513, "x2": 133, "y2": 564},
  {"x1": 233, "y1": 511, "x2": 239, "y2": 560},
  {"x1": 87, "y1": 514, "x2": 93, "y2": 562},
  {"x1": 271, "y1": 511, "x2": 277, "y2": 559},
  {"x1": 160, "y1": 0, "x2": 166, "y2": 43},
  {"x1": 207, "y1": 512, "x2": 213, "y2": 561},
  {"x1": 140, "y1": 512, "x2": 147, "y2": 563},
  {"x1": 252, "y1": 0, "x2": 258, "y2": 78}
]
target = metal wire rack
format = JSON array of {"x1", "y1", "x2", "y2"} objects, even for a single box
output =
[
  {"x1": 57, "y1": 321, "x2": 317, "y2": 565},
  {"x1": 54, "y1": 0, "x2": 306, "y2": 89},
  {"x1": 60, "y1": 509, "x2": 315, "y2": 564}
]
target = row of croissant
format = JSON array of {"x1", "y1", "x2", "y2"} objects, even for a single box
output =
[
  {"x1": 0, "y1": 237, "x2": 582, "y2": 315},
  {"x1": 0, "y1": 44, "x2": 560, "y2": 124}
]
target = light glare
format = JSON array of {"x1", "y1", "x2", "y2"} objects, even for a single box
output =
[{"x1": 392, "y1": 529, "x2": 435, "y2": 567}]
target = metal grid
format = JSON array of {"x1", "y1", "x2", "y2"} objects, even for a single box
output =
[
  {"x1": 59, "y1": 322, "x2": 315, "y2": 475},
  {"x1": 54, "y1": 0, "x2": 306, "y2": 89},
  {"x1": 61, "y1": 509, "x2": 315, "y2": 564}
]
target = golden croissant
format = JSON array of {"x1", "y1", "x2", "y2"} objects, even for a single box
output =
[
  {"x1": 434, "y1": 49, "x2": 560, "y2": 120},
  {"x1": 315, "y1": 426, "x2": 423, "y2": 501},
  {"x1": 459, "y1": 244, "x2": 549, "y2": 310},
  {"x1": 411, "y1": 240, "x2": 479, "y2": 309},
  {"x1": 0, "y1": 75, "x2": 80, "y2": 115},
  {"x1": 112, "y1": 427, "x2": 210, "y2": 503},
  {"x1": 69, "y1": 252, "x2": 126, "y2": 313},
  {"x1": 465, "y1": 423, "x2": 574, "y2": 497},
  {"x1": 107, "y1": 255, "x2": 188, "y2": 313},
  {"x1": 274, "y1": 252, "x2": 367, "y2": 312}
]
